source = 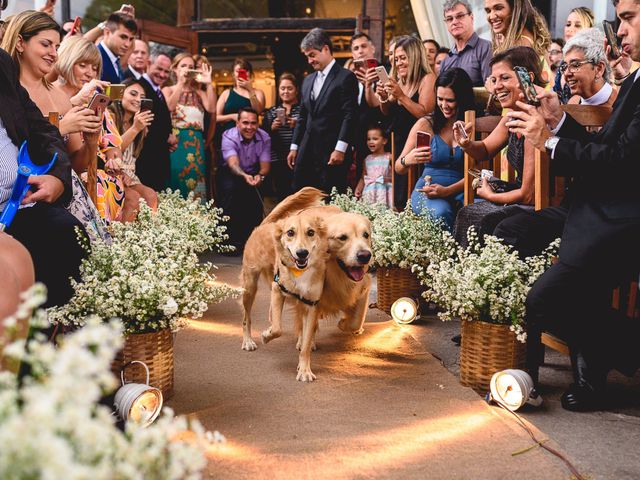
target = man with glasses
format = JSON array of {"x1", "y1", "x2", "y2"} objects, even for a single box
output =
[{"x1": 439, "y1": 0, "x2": 492, "y2": 86}]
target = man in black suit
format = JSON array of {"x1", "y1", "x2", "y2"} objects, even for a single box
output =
[
  {"x1": 137, "y1": 52, "x2": 176, "y2": 191},
  {"x1": 287, "y1": 28, "x2": 358, "y2": 194},
  {"x1": 0, "y1": 47, "x2": 85, "y2": 308},
  {"x1": 506, "y1": 0, "x2": 640, "y2": 411}
]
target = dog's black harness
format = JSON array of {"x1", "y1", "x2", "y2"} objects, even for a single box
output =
[{"x1": 273, "y1": 268, "x2": 319, "y2": 307}]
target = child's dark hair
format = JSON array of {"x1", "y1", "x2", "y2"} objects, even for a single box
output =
[{"x1": 366, "y1": 124, "x2": 386, "y2": 138}]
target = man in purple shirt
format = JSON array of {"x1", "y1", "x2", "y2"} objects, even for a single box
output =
[
  {"x1": 439, "y1": 0, "x2": 492, "y2": 87},
  {"x1": 217, "y1": 107, "x2": 271, "y2": 252}
]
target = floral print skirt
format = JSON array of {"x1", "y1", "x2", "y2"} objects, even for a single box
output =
[{"x1": 169, "y1": 127, "x2": 206, "y2": 200}]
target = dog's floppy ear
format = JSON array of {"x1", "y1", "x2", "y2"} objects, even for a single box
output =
[{"x1": 313, "y1": 216, "x2": 327, "y2": 238}]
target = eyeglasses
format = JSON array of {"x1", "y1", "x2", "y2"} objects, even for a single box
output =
[
  {"x1": 547, "y1": 49, "x2": 562, "y2": 56},
  {"x1": 444, "y1": 12, "x2": 471, "y2": 24},
  {"x1": 559, "y1": 60, "x2": 594, "y2": 74}
]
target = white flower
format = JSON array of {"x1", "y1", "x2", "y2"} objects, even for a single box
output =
[{"x1": 161, "y1": 298, "x2": 179, "y2": 316}]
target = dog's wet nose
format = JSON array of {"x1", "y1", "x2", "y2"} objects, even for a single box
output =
[
  {"x1": 357, "y1": 250, "x2": 372, "y2": 264},
  {"x1": 296, "y1": 248, "x2": 309, "y2": 259}
]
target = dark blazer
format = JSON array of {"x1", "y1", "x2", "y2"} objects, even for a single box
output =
[
  {"x1": 0, "y1": 49, "x2": 71, "y2": 205},
  {"x1": 554, "y1": 75, "x2": 640, "y2": 267},
  {"x1": 98, "y1": 43, "x2": 122, "y2": 84},
  {"x1": 136, "y1": 76, "x2": 172, "y2": 191},
  {"x1": 291, "y1": 61, "x2": 358, "y2": 193}
]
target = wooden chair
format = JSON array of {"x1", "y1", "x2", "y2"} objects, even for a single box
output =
[{"x1": 532, "y1": 104, "x2": 640, "y2": 354}]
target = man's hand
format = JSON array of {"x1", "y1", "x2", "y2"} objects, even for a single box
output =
[
  {"x1": 168, "y1": 133, "x2": 178, "y2": 153},
  {"x1": 22, "y1": 175, "x2": 64, "y2": 204},
  {"x1": 354, "y1": 67, "x2": 366, "y2": 85},
  {"x1": 328, "y1": 150, "x2": 345, "y2": 166},
  {"x1": 287, "y1": 150, "x2": 297, "y2": 169},
  {"x1": 531, "y1": 85, "x2": 563, "y2": 129},
  {"x1": 475, "y1": 178, "x2": 494, "y2": 201},
  {"x1": 243, "y1": 174, "x2": 259, "y2": 186},
  {"x1": 505, "y1": 102, "x2": 552, "y2": 150},
  {"x1": 606, "y1": 43, "x2": 632, "y2": 81}
]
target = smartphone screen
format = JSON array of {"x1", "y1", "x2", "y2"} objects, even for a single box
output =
[
  {"x1": 416, "y1": 131, "x2": 431, "y2": 148},
  {"x1": 139, "y1": 98, "x2": 154, "y2": 112},
  {"x1": 237, "y1": 69, "x2": 249, "y2": 81},
  {"x1": 513, "y1": 66, "x2": 540, "y2": 106}
]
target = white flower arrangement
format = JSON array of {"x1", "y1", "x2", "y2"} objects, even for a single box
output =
[
  {"x1": 1, "y1": 285, "x2": 223, "y2": 479},
  {"x1": 48, "y1": 194, "x2": 241, "y2": 335},
  {"x1": 330, "y1": 189, "x2": 449, "y2": 269},
  {"x1": 414, "y1": 228, "x2": 560, "y2": 342}
]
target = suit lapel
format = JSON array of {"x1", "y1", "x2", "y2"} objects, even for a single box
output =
[
  {"x1": 313, "y1": 63, "x2": 338, "y2": 114},
  {"x1": 598, "y1": 75, "x2": 639, "y2": 140},
  {"x1": 304, "y1": 72, "x2": 316, "y2": 111}
]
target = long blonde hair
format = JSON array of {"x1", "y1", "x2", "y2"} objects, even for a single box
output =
[
  {"x1": 171, "y1": 52, "x2": 197, "y2": 88},
  {"x1": 0, "y1": 10, "x2": 60, "y2": 87},
  {"x1": 392, "y1": 35, "x2": 431, "y2": 98},
  {"x1": 491, "y1": 0, "x2": 551, "y2": 59}
]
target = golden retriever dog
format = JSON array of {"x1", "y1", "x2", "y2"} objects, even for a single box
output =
[{"x1": 241, "y1": 187, "x2": 373, "y2": 382}]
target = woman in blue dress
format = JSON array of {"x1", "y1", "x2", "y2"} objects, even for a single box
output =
[{"x1": 394, "y1": 68, "x2": 475, "y2": 229}]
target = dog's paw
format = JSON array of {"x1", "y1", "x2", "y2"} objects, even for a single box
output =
[
  {"x1": 261, "y1": 327, "x2": 280, "y2": 344},
  {"x1": 338, "y1": 319, "x2": 365, "y2": 335},
  {"x1": 296, "y1": 366, "x2": 316, "y2": 382},
  {"x1": 241, "y1": 338, "x2": 258, "y2": 351}
]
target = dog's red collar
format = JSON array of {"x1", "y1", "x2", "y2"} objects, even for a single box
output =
[{"x1": 274, "y1": 269, "x2": 319, "y2": 307}]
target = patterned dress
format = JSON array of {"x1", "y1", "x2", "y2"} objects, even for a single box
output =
[
  {"x1": 94, "y1": 109, "x2": 125, "y2": 223},
  {"x1": 169, "y1": 90, "x2": 206, "y2": 199},
  {"x1": 361, "y1": 153, "x2": 393, "y2": 208}
]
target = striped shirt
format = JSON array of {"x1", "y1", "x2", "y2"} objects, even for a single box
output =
[
  {"x1": 0, "y1": 117, "x2": 18, "y2": 211},
  {"x1": 262, "y1": 104, "x2": 301, "y2": 162}
]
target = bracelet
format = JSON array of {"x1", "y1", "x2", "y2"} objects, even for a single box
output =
[
  {"x1": 614, "y1": 73, "x2": 630, "y2": 86},
  {"x1": 400, "y1": 156, "x2": 406, "y2": 167}
]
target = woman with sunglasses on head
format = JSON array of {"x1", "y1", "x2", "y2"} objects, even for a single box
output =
[{"x1": 452, "y1": 46, "x2": 546, "y2": 247}]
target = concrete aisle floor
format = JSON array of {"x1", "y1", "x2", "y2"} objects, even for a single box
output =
[{"x1": 167, "y1": 257, "x2": 595, "y2": 480}]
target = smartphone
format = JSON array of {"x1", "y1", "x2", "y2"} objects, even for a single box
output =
[
  {"x1": 106, "y1": 84, "x2": 125, "y2": 101},
  {"x1": 353, "y1": 59, "x2": 365, "y2": 71},
  {"x1": 275, "y1": 107, "x2": 286, "y2": 124},
  {"x1": 120, "y1": 3, "x2": 134, "y2": 16},
  {"x1": 237, "y1": 69, "x2": 249, "y2": 81},
  {"x1": 185, "y1": 69, "x2": 200, "y2": 80},
  {"x1": 375, "y1": 65, "x2": 389, "y2": 84},
  {"x1": 139, "y1": 98, "x2": 154, "y2": 113},
  {"x1": 454, "y1": 120, "x2": 469, "y2": 140},
  {"x1": 513, "y1": 66, "x2": 540, "y2": 106},
  {"x1": 87, "y1": 92, "x2": 109, "y2": 117},
  {"x1": 416, "y1": 130, "x2": 431, "y2": 148},
  {"x1": 67, "y1": 16, "x2": 82, "y2": 37},
  {"x1": 603, "y1": 20, "x2": 621, "y2": 60},
  {"x1": 366, "y1": 58, "x2": 378, "y2": 69}
]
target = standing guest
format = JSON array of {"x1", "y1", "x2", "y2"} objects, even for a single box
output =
[
  {"x1": 97, "y1": 12, "x2": 137, "y2": 84},
  {"x1": 287, "y1": 28, "x2": 358, "y2": 194},
  {"x1": 354, "y1": 125, "x2": 393, "y2": 208},
  {"x1": 137, "y1": 52, "x2": 175, "y2": 191},
  {"x1": 0, "y1": 36, "x2": 85, "y2": 308},
  {"x1": 503, "y1": 0, "x2": 640, "y2": 412},
  {"x1": 218, "y1": 107, "x2": 271, "y2": 252},
  {"x1": 564, "y1": 6, "x2": 595, "y2": 41},
  {"x1": 396, "y1": 68, "x2": 475, "y2": 229},
  {"x1": 163, "y1": 52, "x2": 215, "y2": 199},
  {"x1": 350, "y1": 32, "x2": 385, "y2": 189},
  {"x1": 547, "y1": 38, "x2": 565, "y2": 74},
  {"x1": 423, "y1": 38, "x2": 440, "y2": 73},
  {"x1": 193, "y1": 54, "x2": 218, "y2": 198},
  {"x1": 262, "y1": 72, "x2": 301, "y2": 200},
  {"x1": 216, "y1": 58, "x2": 266, "y2": 136},
  {"x1": 376, "y1": 35, "x2": 436, "y2": 209},
  {"x1": 109, "y1": 78, "x2": 158, "y2": 210},
  {"x1": 439, "y1": 0, "x2": 492, "y2": 87},
  {"x1": 452, "y1": 47, "x2": 545, "y2": 246},
  {"x1": 485, "y1": 0, "x2": 551, "y2": 69},
  {"x1": 435, "y1": 47, "x2": 451, "y2": 75},
  {"x1": 124, "y1": 38, "x2": 149, "y2": 80}
]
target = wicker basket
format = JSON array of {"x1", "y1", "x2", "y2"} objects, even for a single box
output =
[
  {"x1": 460, "y1": 320, "x2": 526, "y2": 394},
  {"x1": 112, "y1": 329, "x2": 174, "y2": 398},
  {"x1": 376, "y1": 266, "x2": 423, "y2": 315}
]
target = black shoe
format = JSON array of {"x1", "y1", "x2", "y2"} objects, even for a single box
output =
[
  {"x1": 560, "y1": 382, "x2": 604, "y2": 412},
  {"x1": 451, "y1": 334, "x2": 461, "y2": 346}
]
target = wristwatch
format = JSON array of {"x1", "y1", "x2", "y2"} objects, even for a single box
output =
[
  {"x1": 259, "y1": 175, "x2": 266, "y2": 182},
  {"x1": 400, "y1": 156, "x2": 407, "y2": 167},
  {"x1": 544, "y1": 136, "x2": 560, "y2": 152}
]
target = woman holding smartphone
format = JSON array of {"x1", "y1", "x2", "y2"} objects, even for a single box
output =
[
  {"x1": 216, "y1": 58, "x2": 266, "y2": 135},
  {"x1": 452, "y1": 46, "x2": 545, "y2": 247},
  {"x1": 261, "y1": 72, "x2": 301, "y2": 201},
  {"x1": 162, "y1": 52, "x2": 215, "y2": 199},
  {"x1": 395, "y1": 68, "x2": 475, "y2": 229}
]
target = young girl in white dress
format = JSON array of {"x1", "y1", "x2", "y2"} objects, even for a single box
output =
[{"x1": 355, "y1": 126, "x2": 393, "y2": 208}]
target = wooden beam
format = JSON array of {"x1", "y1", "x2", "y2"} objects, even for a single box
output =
[
  {"x1": 363, "y1": 0, "x2": 385, "y2": 63},
  {"x1": 191, "y1": 17, "x2": 357, "y2": 33},
  {"x1": 177, "y1": 0, "x2": 194, "y2": 27}
]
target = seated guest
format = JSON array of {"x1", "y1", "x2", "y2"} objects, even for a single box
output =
[
  {"x1": 503, "y1": 0, "x2": 640, "y2": 411},
  {"x1": 439, "y1": 0, "x2": 492, "y2": 86},
  {"x1": 261, "y1": 72, "x2": 300, "y2": 201},
  {"x1": 0, "y1": 233, "x2": 34, "y2": 324},
  {"x1": 217, "y1": 107, "x2": 271, "y2": 252},
  {"x1": 395, "y1": 68, "x2": 475, "y2": 228},
  {"x1": 493, "y1": 28, "x2": 617, "y2": 259},
  {"x1": 0, "y1": 42, "x2": 85, "y2": 308},
  {"x1": 109, "y1": 79, "x2": 158, "y2": 210},
  {"x1": 97, "y1": 12, "x2": 137, "y2": 84},
  {"x1": 452, "y1": 46, "x2": 545, "y2": 247}
]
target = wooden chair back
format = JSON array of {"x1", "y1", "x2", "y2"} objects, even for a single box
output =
[{"x1": 463, "y1": 111, "x2": 504, "y2": 206}]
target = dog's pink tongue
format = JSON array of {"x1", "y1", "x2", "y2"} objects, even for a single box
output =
[{"x1": 348, "y1": 267, "x2": 365, "y2": 282}]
